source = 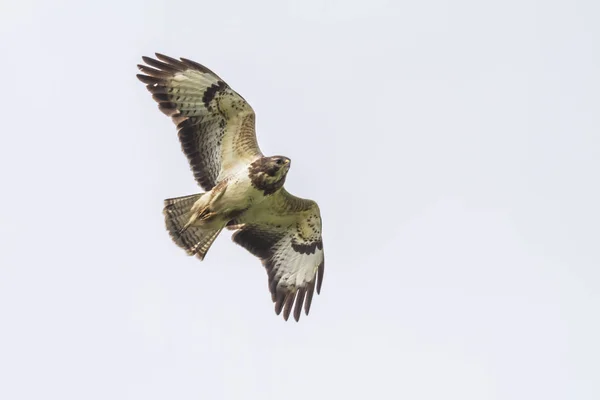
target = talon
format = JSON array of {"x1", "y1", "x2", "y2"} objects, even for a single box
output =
[{"x1": 200, "y1": 212, "x2": 216, "y2": 221}]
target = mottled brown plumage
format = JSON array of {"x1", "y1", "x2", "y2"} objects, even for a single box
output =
[{"x1": 137, "y1": 53, "x2": 325, "y2": 321}]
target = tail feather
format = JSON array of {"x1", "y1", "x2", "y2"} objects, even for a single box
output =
[
  {"x1": 163, "y1": 193, "x2": 223, "y2": 260},
  {"x1": 164, "y1": 194, "x2": 201, "y2": 216},
  {"x1": 188, "y1": 228, "x2": 223, "y2": 260}
]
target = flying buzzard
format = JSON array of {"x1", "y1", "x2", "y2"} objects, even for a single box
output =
[{"x1": 136, "y1": 53, "x2": 324, "y2": 321}]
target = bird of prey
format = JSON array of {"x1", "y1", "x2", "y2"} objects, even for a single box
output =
[{"x1": 136, "y1": 53, "x2": 324, "y2": 321}]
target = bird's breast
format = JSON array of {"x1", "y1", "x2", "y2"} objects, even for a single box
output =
[{"x1": 215, "y1": 172, "x2": 264, "y2": 211}]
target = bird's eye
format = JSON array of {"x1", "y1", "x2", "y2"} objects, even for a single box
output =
[{"x1": 275, "y1": 159, "x2": 283, "y2": 165}]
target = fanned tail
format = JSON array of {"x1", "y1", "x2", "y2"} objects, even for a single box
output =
[{"x1": 163, "y1": 194, "x2": 223, "y2": 260}]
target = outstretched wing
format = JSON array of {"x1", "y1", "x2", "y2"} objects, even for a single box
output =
[
  {"x1": 230, "y1": 189, "x2": 324, "y2": 322},
  {"x1": 136, "y1": 53, "x2": 263, "y2": 190}
]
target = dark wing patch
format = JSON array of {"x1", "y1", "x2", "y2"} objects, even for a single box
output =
[{"x1": 231, "y1": 223, "x2": 283, "y2": 260}]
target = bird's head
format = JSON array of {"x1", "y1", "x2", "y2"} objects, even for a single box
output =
[
  {"x1": 249, "y1": 156, "x2": 291, "y2": 195},
  {"x1": 265, "y1": 155, "x2": 291, "y2": 178}
]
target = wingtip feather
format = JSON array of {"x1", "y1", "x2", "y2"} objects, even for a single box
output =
[
  {"x1": 293, "y1": 288, "x2": 306, "y2": 322},
  {"x1": 305, "y1": 281, "x2": 315, "y2": 315},
  {"x1": 282, "y1": 292, "x2": 296, "y2": 321},
  {"x1": 155, "y1": 53, "x2": 188, "y2": 68},
  {"x1": 274, "y1": 291, "x2": 285, "y2": 315},
  {"x1": 316, "y1": 260, "x2": 324, "y2": 294}
]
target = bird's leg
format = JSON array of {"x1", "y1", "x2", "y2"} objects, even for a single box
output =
[
  {"x1": 197, "y1": 182, "x2": 227, "y2": 221},
  {"x1": 198, "y1": 208, "x2": 216, "y2": 221}
]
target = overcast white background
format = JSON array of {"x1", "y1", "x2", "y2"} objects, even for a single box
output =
[{"x1": 1, "y1": 0, "x2": 599, "y2": 399}]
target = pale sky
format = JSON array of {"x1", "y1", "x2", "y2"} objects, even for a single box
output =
[{"x1": 1, "y1": 0, "x2": 599, "y2": 399}]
